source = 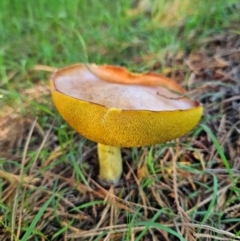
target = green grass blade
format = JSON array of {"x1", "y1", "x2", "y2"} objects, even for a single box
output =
[
  {"x1": 21, "y1": 192, "x2": 56, "y2": 241},
  {"x1": 135, "y1": 220, "x2": 187, "y2": 241},
  {"x1": 200, "y1": 171, "x2": 218, "y2": 225},
  {"x1": 135, "y1": 209, "x2": 183, "y2": 241},
  {"x1": 51, "y1": 219, "x2": 74, "y2": 240},
  {"x1": 200, "y1": 124, "x2": 234, "y2": 183}
]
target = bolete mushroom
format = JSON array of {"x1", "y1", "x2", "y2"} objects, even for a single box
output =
[{"x1": 50, "y1": 64, "x2": 203, "y2": 184}]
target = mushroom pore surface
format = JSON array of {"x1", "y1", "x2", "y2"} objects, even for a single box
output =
[{"x1": 54, "y1": 65, "x2": 194, "y2": 111}]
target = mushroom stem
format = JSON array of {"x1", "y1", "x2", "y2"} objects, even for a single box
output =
[{"x1": 97, "y1": 143, "x2": 122, "y2": 184}]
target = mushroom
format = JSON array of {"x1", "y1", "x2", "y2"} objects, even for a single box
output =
[{"x1": 50, "y1": 63, "x2": 203, "y2": 184}]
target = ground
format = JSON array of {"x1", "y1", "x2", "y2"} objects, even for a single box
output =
[{"x1": 0, "y1": 1, "x2": 240, "y2": 240}]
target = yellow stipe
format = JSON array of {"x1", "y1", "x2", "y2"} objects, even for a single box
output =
[{"x1": 97, "y1": 144, "x2": 122, "y2": 184}]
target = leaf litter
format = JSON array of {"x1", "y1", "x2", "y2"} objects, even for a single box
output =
[{"x1": 0, "y1": 32, "x2": 240, "y2": 240}]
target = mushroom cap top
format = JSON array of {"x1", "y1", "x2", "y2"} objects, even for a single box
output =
[{"x1": 50, "y1": 63, "x2": 203, "y2": 147}]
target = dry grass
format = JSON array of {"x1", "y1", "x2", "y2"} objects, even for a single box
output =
[{"x1": 1, "y1": 31, "x2": 240, "y2": 240}]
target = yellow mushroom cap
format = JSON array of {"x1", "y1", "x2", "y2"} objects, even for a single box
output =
[{"x1": 50, "y1": 63, "x2": 203, "y2": 147}]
